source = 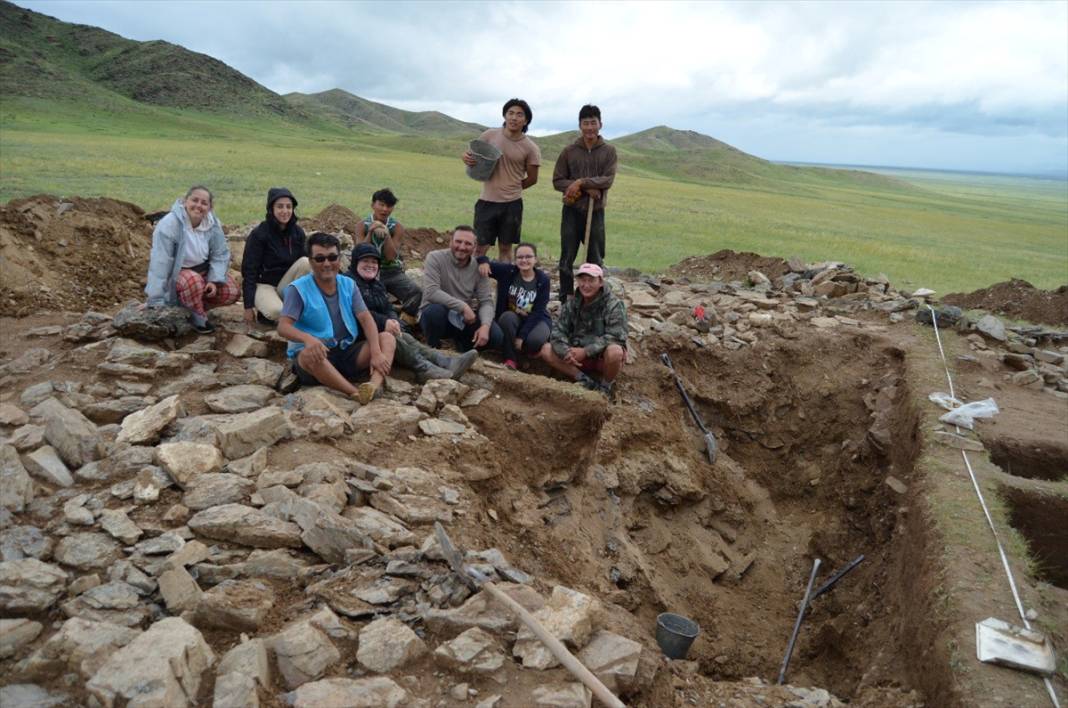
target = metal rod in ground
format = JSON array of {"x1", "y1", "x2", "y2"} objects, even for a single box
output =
[
  {"x1": 660, "y1": 352, "x2": 717, "y2": 463},
  {"x1": 810, "y1": 554, "x2": 865, "y2": 602},
  {"x1": 777, "y1": 557, "x2": 822, "y2": 685}
]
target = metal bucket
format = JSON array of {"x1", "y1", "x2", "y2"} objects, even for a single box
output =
[
  {"x1": 466, "y1": 138, "x2": 502, "y2": 181},
  {"x1": 656, "y1": 612, "x2": 700, "y2": 660}
]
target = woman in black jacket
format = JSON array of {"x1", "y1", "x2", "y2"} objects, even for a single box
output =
[{"x1": 242, "y1": 187, "x2": 310, "y2": 326}]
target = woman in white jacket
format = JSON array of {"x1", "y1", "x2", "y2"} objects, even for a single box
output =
[{"x1": 144, "y1": 185, "x2": 239, "y2": 333}]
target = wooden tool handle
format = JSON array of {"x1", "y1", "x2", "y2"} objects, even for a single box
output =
[
  {"x1": 482, "y1": 581, "x2": 626, "y2": 708},
  {"x1": 580, "y1": 195, "x2": 595, "y2": 264}
]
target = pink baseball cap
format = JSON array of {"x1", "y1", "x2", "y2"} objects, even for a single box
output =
[{"x1": 576, "y1": 263, "x2": 604, "y2": 278}]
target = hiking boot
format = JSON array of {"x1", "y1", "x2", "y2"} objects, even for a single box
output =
[
  {"x1": 444, "y1": 350, "x2": 478, "y2": 379},
  {"x1": 412, "y1": 357, "x2": 454, "y2": 383},
  {"x1": 576, "y1": 372, "x2": 600, "y2": 391},
  {"x1": 503, "y1": 358, "x2": 518, "y2": 370}
]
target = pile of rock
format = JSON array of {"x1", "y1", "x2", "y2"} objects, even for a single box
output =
[
  {"x1": 954, "y1": 313, "x2": 1068, "y2": 397},
  {"x1": 602, "y1": 259, "x2": 922, "y2": 352}
]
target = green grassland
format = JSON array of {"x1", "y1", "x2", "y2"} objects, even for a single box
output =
[
  {"x1": 1, "y1": 0, "x2": 1065, "y2": 294},
  {"x1": 4, "y1": 97, "x2": 1065, "y2": 294}
]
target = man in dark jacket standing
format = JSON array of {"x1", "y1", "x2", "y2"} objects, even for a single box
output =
[
  {"x1": 242, "y1": 187, "x2": 310, "y2": 326},
  {"x1": 552, "y1": 105, "x2": 617, "y2": 303}
]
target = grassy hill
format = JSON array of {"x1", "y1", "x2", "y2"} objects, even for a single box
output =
[
  {"x1": 1, "y1": 0, "x2": 1064, "y2": 293},
  {"x1": 285, "y1": 89, "x2": 485, "y2": 135},
  {"x1": 0, "y1": 1, "x2": 301, "y2": 119}
]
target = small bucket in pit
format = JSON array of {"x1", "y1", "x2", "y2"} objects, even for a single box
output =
[
  {"x1": 656, "y1": 612, "x2": 700, "y2": 660},
  {"x1": 466, "y1": 139, "x2": 502, "y2": 181}
]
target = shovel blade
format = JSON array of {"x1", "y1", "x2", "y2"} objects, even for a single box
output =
[
  {"x1": 976, "y1": 617, "x2": 1056, "y2": 676},
  {"x1": 704, "y1": 433, "x2": 718, "y2": 464}
]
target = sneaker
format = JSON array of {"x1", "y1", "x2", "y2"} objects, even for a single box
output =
[
  {"x1": 503, "y1": 358, "x2": 518, "y2": 370},
  {"x1": 599, "y1": 380, "x2": 615, "y2": 398},
  {"x1": 193, "y1": 321, "x2": 216, "y2": 334},
  {"x1": 256, "y1": 311, "x2": 277, "y2": 326},
  {"x1": 576, "y1": 372, "x2": 600, "y2": 391},
  {"x1": 356, "y1": 382, "x2": 378, "y2": 405},
  {"x1": 447, "y1": 350, "x2": 479, "y2": 379}
]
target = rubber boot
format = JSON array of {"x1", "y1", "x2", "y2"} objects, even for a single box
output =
[
  {"x1": 411, "y1": 356, "x2": 453, "y2": 383},
  {"x1": 437, "y1": 350, "x2": 478, "y2": 379}
]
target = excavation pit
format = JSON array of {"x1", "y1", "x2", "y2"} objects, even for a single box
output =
[
  {"x1": 459, "y1": 329, "x2": 933, "y2": 704},
  {"x1": 1001, "y1": 486, "x2": 1068, "y2": 590}
]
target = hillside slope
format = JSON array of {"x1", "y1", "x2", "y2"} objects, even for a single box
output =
[
  {"x1": 0, "y1": 0, "x2": 301, "y2": 119},
  {"x1": 286, "y1": 89, "x2": 486, "y2": 135}
]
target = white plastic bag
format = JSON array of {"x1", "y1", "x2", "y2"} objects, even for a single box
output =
[
  {"x1": 928, "y1": 392, "x2": 961, "y2": 411},
  {"x1": 939, "y1": 398, "x2": 999, "y2": 430}
]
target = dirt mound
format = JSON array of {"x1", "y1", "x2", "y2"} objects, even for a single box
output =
[
  {"x1": 403, "y1": 227, "x2": 449, "y2": 260},
  {"x1": 942, "y1": 278, "x2": 1068, "y2": 326},
  {"x1": 0, "y1": 195, "x2": 153, "y2": 316},
  {"x1": 668, "y1": 249, "x2": 792, "y2": 282},
  {"x1": 299, "y1": 204, "x2": 360, "y2": 235}
]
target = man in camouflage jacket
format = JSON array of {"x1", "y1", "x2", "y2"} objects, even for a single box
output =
[{"x1": 540, "y1": 263, "x2": 626, "y2": 396}]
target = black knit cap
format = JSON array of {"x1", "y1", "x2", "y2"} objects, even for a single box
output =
[{"x1": 352, "y1": 243, "x2": 381, "y2": 262}]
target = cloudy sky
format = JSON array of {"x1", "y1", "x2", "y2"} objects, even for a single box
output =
[{"x1": 16, "y1": 0, "x2": 1068, "y2": 175}]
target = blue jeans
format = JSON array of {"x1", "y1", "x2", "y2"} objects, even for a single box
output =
[{"x1": 420, "y1": 303, "x2": 504, "y2": 352}]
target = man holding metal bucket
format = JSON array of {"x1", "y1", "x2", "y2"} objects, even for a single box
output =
[{"x1": 462, "y1": 98, "x2": 541, "y2": 263}]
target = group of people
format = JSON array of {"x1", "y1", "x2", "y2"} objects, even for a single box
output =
[{"x1": 144, "y1": 101, "x2": 626, "y2": 403}]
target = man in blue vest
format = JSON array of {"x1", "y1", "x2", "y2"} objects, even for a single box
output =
[{"x1": 278, "y1": 232, "x2": 396, "y2": 404}]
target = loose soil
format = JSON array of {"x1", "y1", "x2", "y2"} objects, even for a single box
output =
[
  {"x1": 0, "y1": 195, "x2": 154, "y2": 316},
  {"x1": 2, "y1": 199, "x2": 1066, "y2": 707},
  {"x1": 668, "y1": 249, "x2": 792, "y2": 283},
  {"x1": 943, "y1": 278, "x2": 1068, "y2": 327}
]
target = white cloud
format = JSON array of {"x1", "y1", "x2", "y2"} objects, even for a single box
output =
[{"x1": 13, "y1": 0, "x2": 1068, "y2": 172}]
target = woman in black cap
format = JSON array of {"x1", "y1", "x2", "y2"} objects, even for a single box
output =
[{"x1": 242, "y1": 187, "x2": 310, "y2": 327}]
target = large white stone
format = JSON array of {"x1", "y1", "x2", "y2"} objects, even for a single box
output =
[
  {"x1": 422, "y1": 583, "x2": 545, "y2": 634},
  {"x1": 0, "y1": 445, "x2": 34, "y2": 512},
  {"x1": 577, "y1": 630, "x2": 643, "y2": 693},
  {"x1": 158, "y1": 566, "x2": 202, "y2": 613},
  {"x1": 433, "y1": 627, "x2": 506, "y2": 673},
  {"x1": 86, "y1": 618, "x2": 214, "y2": 707},
  {"x1": 192, "y1": 578, "x2": 275, "y2": 632},
  {"x1": 188, "y1": 504, "x2": 302, "y2": 549},
  {"x1": 0, "y1": 618, "x2": 42, "y2": 658},
  {"x1": 290, "y1": 677, "x2": 408, "y2": 708},
  {"x1": 356, "y1": 617, "x2": 426, "y2": 673},
  {"x1": 340, "y1": 506, "x2": 417, "y2": 548},
  {"x1": 224, "y1": 335, "x2": 269, "y2": 359},
  {"x1": 204, "y1": 384, "x2": 275, "y2": 413},
  {"x1": 216, "y1": 407, "x2": 289, "y2": 459},
  {"x1": 268, "y1": 617, "x2": 341, "y2": 689},
  {"x1": 54, "y1": 532, "x2": 119, "y2": 570},
  {"x1": 156, "y1": 441, "x2": 224, "y2": 487},
  {"x1": 0, "y1": 558, "x2": 67, "y2": 612},
  {"x1": 514, "y1": 586, "x2": 595, "y2": 669},
  {"x1": 531, "y1": 682, "x2": 593, "y2": 707},
  {"x1": 212, "y1": 673, "x2": 259, "y2": 708},
  {"x1": 22, "y1": 445, "x2": 74, "y2": 487},
  {"x1": 16, "y1": 617, "x2": 140, "y2": 680},
  {"x1": 117, "y1": 395, "x2": 183, "y2": 445},
  {"x1": 182, "y1": 473, "x2": 253, "y2": 510}
]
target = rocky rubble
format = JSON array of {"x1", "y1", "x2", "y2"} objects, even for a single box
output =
[{"x1": 2, "y1": 246, "x2": 1055, "y2": 706}]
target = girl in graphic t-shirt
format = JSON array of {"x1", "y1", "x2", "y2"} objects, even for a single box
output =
[{"x1": 477, "y1": 242, "x2": 551, "y2": 369}]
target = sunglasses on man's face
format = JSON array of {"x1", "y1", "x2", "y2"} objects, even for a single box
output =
[{"x1": 311, "y1": 253, "x2": 340, "y2": 263}]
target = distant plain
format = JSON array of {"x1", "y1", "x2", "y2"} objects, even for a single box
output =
[{"x1": 1, "y1": 0, "x2": 1065, "y2": 295}]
